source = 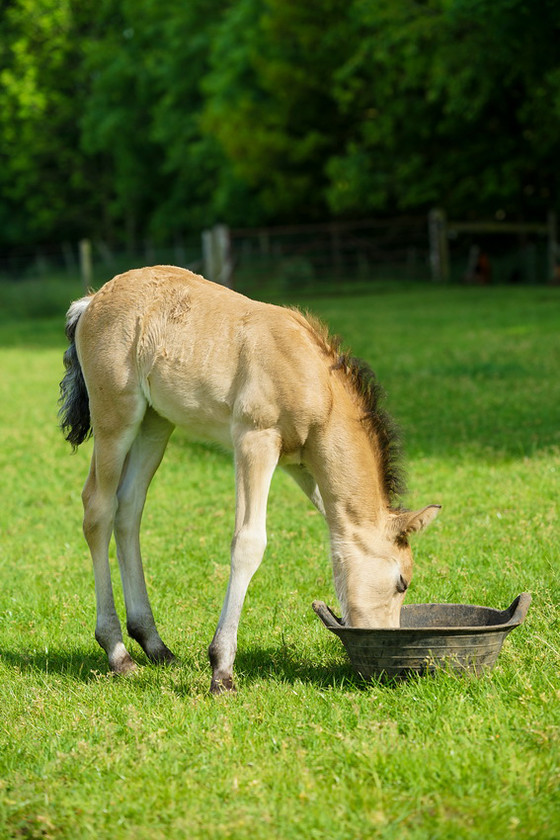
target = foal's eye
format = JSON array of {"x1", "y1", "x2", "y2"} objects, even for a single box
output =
[{"x1": 396, "y1": 574, "x2": 408, "y2": 593}]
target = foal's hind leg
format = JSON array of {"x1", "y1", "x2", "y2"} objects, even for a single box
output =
[
  {"x1": 114, "y1": 408, "x2": 176, "y2": 665},
  {"x1": 208, "y1": 427, "x2": 281, "y2": 694},
  {"x1": 83, "y1": 422, "x2": 143, "y2": 674}
]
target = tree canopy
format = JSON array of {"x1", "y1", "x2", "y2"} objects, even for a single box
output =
[{"x1": 1, "y1": 0, "x2": 559, "y2": 250}]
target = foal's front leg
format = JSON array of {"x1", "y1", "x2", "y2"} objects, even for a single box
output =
[
  {"x1": 282, "y1": 463, "x2": 325, "y2": 516},
  {"x1": 208, "y1": 427, "x2": 280, "y2": 694}
]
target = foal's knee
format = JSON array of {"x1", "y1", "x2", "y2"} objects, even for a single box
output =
[{"x1": 231, "y1": 528, "x2": 267, "y2": 569}]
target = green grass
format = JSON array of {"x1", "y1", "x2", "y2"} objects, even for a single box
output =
[{"x1": 0, "y1": 277, "x2": 559, "y2": 839}]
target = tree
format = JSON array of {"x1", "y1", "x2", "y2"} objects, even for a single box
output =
[
  {"x1": 80, "y1": 0, "x2": 244, "y2": 242},
  {"x1": 138, "y1": 0, "x2": 245, "y2": 235},
  {"x1": 1, "y1": 0, "x2": 559, "y2": 254},
  {"x1": 327, "y1": 0, "x2": 560, "y2": 219},
  {"x1": 79, "y1": 0, "x2": 168, "y2": 248},
  {"x1": 0, "y1": 0, "x2": 99, "y2": 247},
  {"x1": 201, "y1": 0, "x2": 352, "y2": 222}
]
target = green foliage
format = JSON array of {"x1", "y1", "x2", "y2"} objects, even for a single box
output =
[
  {"x1": 79, "y1": 0, "x2": 236, "y2": 241},
  {"x1": 0, "y1": 0, "x2": 559, "y2": 249},
  {"x1": 327, "y1": 0, "x2": 560, "y2": 217},
  {"x1": 0, "y1": 0, "x2": 99, "y2": 244},
  {"x1": 202, "y1": 0, "x2": 352, "y2": 221}
]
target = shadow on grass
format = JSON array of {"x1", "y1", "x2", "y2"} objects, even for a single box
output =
[
  {"x1": 0, "y1": 646, "x2": 113, "y2": 681},
  {"x1": 0, "y1": 641, "x2": 369, "y2": 692},
  {"x1": 233, "y1": 644, "x2": 364, "y2": 690}
]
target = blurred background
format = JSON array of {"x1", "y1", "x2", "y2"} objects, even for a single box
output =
[{"x1": 1, "y1": 0, "x2": 559, "y2": 294}]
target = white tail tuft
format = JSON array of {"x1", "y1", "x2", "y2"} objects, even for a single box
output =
[{"x1": 65, "y1": 295, "x2": 93, "y2": 341}]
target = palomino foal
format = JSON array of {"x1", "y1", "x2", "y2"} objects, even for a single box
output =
[{"x1": 60, "y1": 266, "x2": 439, "y2": 692}]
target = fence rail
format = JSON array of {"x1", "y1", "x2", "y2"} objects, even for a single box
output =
[
  {"x1": 221, "y1": 216, "x2": 431, "y2": 293},
  {"x1": 1, "y1": 210, "x2": 557, "y2": 292}
]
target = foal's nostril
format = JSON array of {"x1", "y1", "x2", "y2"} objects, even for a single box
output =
[{"x1": 396, "y1": 574, "x2": 408, "y2": 593}]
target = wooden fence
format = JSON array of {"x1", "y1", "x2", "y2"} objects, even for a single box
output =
[
  {"x1": 203, "y1": 216, "x2": 431, "y2": 290},
  {"x1": 429, "y1": 209, "x2": 558, "y2": 284},
  {"x1": 2, "y1": 210, "x2": 557, "y2": 289},
  {"x1": 202, "y1": 211, "x2": 558, "y2": 289}
]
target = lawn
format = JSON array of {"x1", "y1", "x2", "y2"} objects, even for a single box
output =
[{"x1": 0, "y1": 277, "x2": 558, "y2": 839}]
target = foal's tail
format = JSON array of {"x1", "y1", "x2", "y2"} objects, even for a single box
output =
[{"x1": 59, "y1": 296, "x2": 94, "y2": 449}]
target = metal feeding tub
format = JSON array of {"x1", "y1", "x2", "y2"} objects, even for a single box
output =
[{"x1": 312, "y1": 593, "x2": 531, "y2": 680}]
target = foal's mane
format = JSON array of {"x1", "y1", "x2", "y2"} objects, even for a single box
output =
[{"x1": 298, "y1": 310, "x2": 406, "y2": 504}]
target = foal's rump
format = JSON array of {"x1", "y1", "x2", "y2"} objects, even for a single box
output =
[{"x1": 72, "y1": 266, "x2": 331, "y2": 452}]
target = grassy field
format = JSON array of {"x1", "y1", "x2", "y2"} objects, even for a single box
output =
[{"x1": 0, "y1": 276, "x2": 558, "y2": 839}]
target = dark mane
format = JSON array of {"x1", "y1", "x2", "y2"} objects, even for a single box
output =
[
  {"x1": 334, "y1": 352, "x2": 406, "y2": 503},
  {"x1": 299, "y1": 310, "x2": 407, "y2": 505}
]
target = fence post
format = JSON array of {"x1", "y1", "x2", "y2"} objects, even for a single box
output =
[
  {"x1": 215, "y1": 224, "x2": 233, "y2": 287},
  {"x1": 202, "y1": 225, "x2": 233, "y2": 287},
  {"x1": 428, "y1": 208, "x2": 449, "y2": 282},
  {"x1": 79, "y1": 238, "x2": 93, "y2": 292}
]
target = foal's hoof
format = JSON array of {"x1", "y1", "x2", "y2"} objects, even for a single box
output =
[
  {"x1": 210, "y1": 675, "x2": 236, "y2": 695},
  {"x1": 110, "y1": 650, "x2": 138, "y2": 676}
]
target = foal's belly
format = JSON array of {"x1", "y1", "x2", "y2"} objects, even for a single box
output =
[{"x1": 145, "y1": 365, "x2": 234, "y2": 449}]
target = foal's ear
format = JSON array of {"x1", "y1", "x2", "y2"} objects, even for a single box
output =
[{"x1": 388, "y1": 505, "x2": 441, "y2": 538}]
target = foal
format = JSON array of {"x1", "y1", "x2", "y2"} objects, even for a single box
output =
[{"x1": 60, "y1": 266, "x2": 439, "y2": 692}]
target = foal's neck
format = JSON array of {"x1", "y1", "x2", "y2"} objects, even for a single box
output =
[{"x1": 307, "y1": 384, "x2": 389, "y2": 538}]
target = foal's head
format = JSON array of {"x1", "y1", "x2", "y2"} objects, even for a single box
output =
[
  {"x1": 337, "y1": 505, "x2": 441, "y2": 628},
  {"x1": 306, "y1": 327, "x2": 441, "y2": 628},
  {"x1": 333, "y1": 356, "x2": 440, "y2": 627}
]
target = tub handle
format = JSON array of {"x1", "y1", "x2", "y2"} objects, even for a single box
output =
[
  {"x1": 505, "y1": 592, "x2": 532, "y2": 627},
  {"x1": 312, "y1": 600, "x2": 344, "y2": 629}
]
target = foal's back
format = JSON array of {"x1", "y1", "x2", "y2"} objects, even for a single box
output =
[{"x1": 76, "y1": 266, "x2": 332, "y2": 452}]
